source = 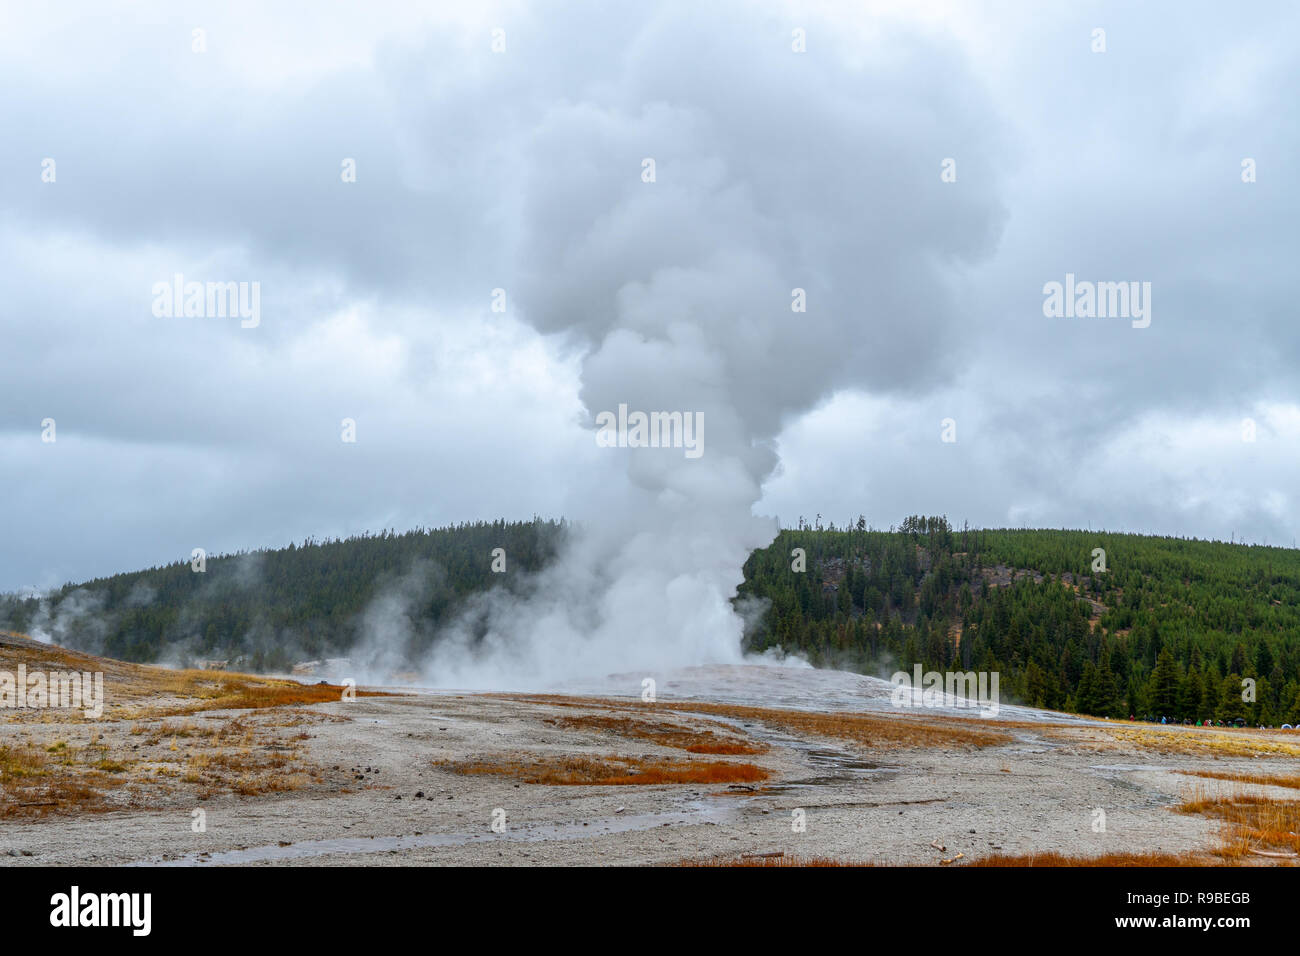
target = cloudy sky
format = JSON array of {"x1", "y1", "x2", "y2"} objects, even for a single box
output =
[{"x1": 2, "y1": 0, "x2": 1298, "y2": 594}]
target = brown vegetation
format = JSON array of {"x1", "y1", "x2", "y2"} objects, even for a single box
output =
[
  {"x1": 0, "y1": 632, "x2": 371, "y2": 815},
  {"x1": 683, "y1": 849, "x2": 1216, "y2": 866},
  {"x1": 0, "y1": 742, "x2": 118, "y2": 817},
  {"x1": 1178, "y1": 785, "x2": 1300, "y2": 860},
  {"x1": 680, "y1": 854, "x2": 875, "y2": 867},
  {"x1": 0, "y1": 708, "x2": 328, "y2": 818},
  {"x1": 671, "y1": 701, "x2": 1011, "y2": 750},
  {"x1": 135, "y1": 678, "x2": 373, "y2": 718},
  {"x1": 1043, "y1": 723, "x2": 1300, "y2": 759},
  {"x1": 0, "y1": 630, "x2": 385, "y2": 722},
  {"x1": 504, "y1": 694, "x2": 1011, "y2": 750},
  {"x1": 543, "y1": 713, "x2": 767, "y2": 755},
  {"x1": 966, "y1": 850, "x2": 1217, "y2": 867},
  {"x1": 437, "y1": 753, "x2": 769, "y2": 786},
  {"x1": 1176, "y1": 769, "x2": 1300, "y2": 791}
]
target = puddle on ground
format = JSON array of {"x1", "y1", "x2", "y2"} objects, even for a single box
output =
[
  {"x1": 699, "y1": 713, "x2": 897, "y2": 793},
  {"x1": 1087, "y1": 764, "x2": 1177, "y2": 796},
  {"x1": 130, "y1": 719, "x2": 892, "y2": 865},
  {"x1": 128, "y1": 803, "x2": 740, "y2": 867},
  {"x1": 767, "y1": 748, "x2": 896, "y2": 792},
  {"x1": 1089, "y1": 764, "x2": 1171, "y2": 773}
]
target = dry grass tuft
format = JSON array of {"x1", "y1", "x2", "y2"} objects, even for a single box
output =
[
  {"x1": 0, "y1": 743, "x2": 120, "y2": 817},
  {"x1": 0, "y1": 743, "x2": 46, "y2": 779}
]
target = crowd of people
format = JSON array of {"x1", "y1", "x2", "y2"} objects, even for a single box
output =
[{"x1": 1128, "y1": 714, "x2": 1296, "y2": 730}]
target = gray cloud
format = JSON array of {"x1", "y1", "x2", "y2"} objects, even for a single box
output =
[{"x1": 1, "y1": 0, "x2": 1297, "y2": 599}]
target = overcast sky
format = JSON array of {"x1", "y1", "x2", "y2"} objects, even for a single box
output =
[{"x1": 2, "y1": 0, "x2": 1298, "y2": 594}]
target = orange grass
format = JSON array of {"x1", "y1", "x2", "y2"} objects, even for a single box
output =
[
  {"x1": 544, "y1": 713, "x2": 767, "y2": 755},
  {"x1": 1178, "y1": 786, "x2": 1300, "y2": 859},
  {"x1": 0, "y1": 631, "x2": 388, "y2": 721},
  {"x1": 685, "y1": 850, "x2": 1215, "y2": 866},
  {"x1": 137, "y1": 678, "x2": 379, "y2": 717},
  {"x1": 2, "y1": 713, "x2": 323, "y2": 816},
  {"x1": 1176, "y1": 769, "x2": 1300, "y2": 791},
  {"x1": 438, "y1": 753, "x2": 769, "y2": 786},
  {"x1": 0, "y1": 743, "x2": 118, "y2": 818},
  {"x1": 681, "y1": 855, "x2": 876, "y2": 867},
  {"x1": 1043, "y1": 723, "x2": 1300, "y2": 759},
  {"x1": 966, "y1": 850, "x2": 1216, "y2": 867},
  {"x1": 0, "y1": 633, "x2": 366, "y2": 814},
  {"x1": 503, "y1": 694, "x2": 1011, "y2": 750}
]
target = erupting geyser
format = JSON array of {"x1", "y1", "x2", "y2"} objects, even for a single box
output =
[{"x1": 416, "y1": 6, "x2": 1006, "y2": 688}]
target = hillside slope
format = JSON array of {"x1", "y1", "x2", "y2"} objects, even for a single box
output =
[
  {"x1": 740, "y1": 517, "x2": 1300, "y2": 723},
  {"x1": 4, "y1": 516, "x2": 1299, "y2": 722},
  {"x1": 0, "y1": 520, "x2": 564, "y2": 671}
]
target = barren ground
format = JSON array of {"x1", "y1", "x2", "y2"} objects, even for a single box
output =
[{"x1": 3, "y1": 636, "x2": 1299, "y2": 866}]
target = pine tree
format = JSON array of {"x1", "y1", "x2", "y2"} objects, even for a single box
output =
[
  {"x1": 1179, "y1": 668, "x2": 1204, "y2": 721},
  {"x1": 1216, "y1": 674, "x2": 1248, "y2": 722},
  {"x1": 1149, "y1": 646, "x2": 1180, "y2": 717}
]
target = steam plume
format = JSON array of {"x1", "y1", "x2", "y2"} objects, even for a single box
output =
[{"x1": 412, "y1": 4, "x2": 1007, "y2": 688}]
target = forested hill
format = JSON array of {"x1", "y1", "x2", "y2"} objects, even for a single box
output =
[
  {"x1": 739, "y1": 516, "x2": 1300, "y2": 724},
  {"x1": 3, "y1": 515, "x2": 1300, "y2": 723},
  {"x1": 0, "y1": 520, "x2": 566, "y2": 672}
]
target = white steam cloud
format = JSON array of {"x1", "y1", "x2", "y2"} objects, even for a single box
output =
[{"x1": 407, "y1": 5, "x2": 1008, "y2": 689}]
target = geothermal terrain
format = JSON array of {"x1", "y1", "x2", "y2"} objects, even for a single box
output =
[{"x1": 3, "y1": 632, "x2": 1299, "y2": 866}]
